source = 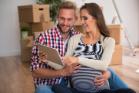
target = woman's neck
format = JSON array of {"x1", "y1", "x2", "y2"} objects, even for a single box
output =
[{"x1": 83, "y1": 30, "x2": 100, "y2": 44}]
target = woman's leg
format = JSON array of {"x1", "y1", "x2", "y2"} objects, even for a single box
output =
[
  {"x1": 114, "y1": 88, "x2": 136, "y2": 93},
  {"x1": 98, "y1": 88, "x2": 135, "y2": 93},
  {"x1": 108, "y1": 68, "x2": 128, "y2": 90}
]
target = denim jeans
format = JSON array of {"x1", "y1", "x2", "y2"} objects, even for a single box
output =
[
  {"x1": 52, "y1": 68, "x2": 129, "y2": 93},
  {"x1": 35, "y1": 78, "x2": 67, "y2": 93},
  {"x1": 35, "y1": 68, "x2": 128, "y2": 93},
  {"x1": 52, "y1": 85, "x2": 134, "y2": 93},
  {"x1": 108, "y1": 67, "x2": 128, "y2": 90},
  {"x1": 35, "y1": 85, "x2": 54, "y2": 93}
]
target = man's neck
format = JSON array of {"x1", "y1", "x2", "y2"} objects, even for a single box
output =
[
  {"x1": 61, "y1": 33, "x2": 70, "y2": 41},
  {"x1": 57, "y1": 24, "x2": 71, "y2": 41}
]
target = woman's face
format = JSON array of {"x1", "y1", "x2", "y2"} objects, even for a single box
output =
[{"x1": 80, "y1": 9, "x2": 97, "y2": 33}]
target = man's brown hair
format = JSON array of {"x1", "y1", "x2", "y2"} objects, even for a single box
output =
[{"x1": 57, "y1": 1, "x2": 77, "y2": 16}]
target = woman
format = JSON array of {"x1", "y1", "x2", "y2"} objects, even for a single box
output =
[
  {"x1": 52, "y1": 3, "x2": 135, "y2": 93},
  {"x1": 65, "y1": 2, "x2": 114, "y2": 93}
]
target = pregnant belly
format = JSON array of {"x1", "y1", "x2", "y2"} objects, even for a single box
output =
[{"x1": 71, "y1": 66, "x2": 109, "y2": 93}]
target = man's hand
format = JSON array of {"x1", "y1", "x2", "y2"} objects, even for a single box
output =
[
  {"x1": 94, "y1": 70, "x2": 111, "y2": 87},
  {"x1": 39, "y1": 50, "x2": 47, "y2": 63}
]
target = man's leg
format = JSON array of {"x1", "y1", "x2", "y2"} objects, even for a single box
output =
[
  {"x1": 35, "y1": 85, "x2": 54, "y2": 93},
  {"x1": 108, "y1": 68, "x2": 128, "y2": 90},
  {"x1": 52, "y1": 84, "x2": 73, "y2": 93}
]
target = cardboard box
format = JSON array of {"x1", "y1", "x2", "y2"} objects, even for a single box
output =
[
  {"x1": 18, "y1": 4, "x2": 50, "y2": 23},
  {"x1": 21, "y1": 36, "x2": 33, "y2": 62},
  {"x1": 110, "y1": 45, "x2": 123, "y2": 65},
  {"x1": 107, "y1": 24, "x2": 123, "y2": 44},
  {"x1": 21, "y1": 46, "x2": 32, "y2": 62},
  {"x1": 31, "y1": 21, "x2": 54, "y2": 32}
]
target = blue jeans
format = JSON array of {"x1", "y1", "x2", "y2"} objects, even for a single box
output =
[
  {"x1": 52, "y1": 85, "x2": 135, "y2": 93},
  {"x1": 35, "y1": 78, "x2": 67, "y2": 93},
  {"x1": 108, "y1": 68, "x2": 128, "y2": 90},
  {"x1": 35, "y1": 85, "x2": 54, "y2": 93},
  {"x1": 36, "y1": 68, "x2": 128, "y2": 93}
]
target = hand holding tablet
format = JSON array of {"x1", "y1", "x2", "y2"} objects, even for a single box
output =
[{"x1": 38, "y1": 44, "x2": 64, "y2": 70}]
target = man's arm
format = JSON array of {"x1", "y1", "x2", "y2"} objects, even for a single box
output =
[
  {"x1": 32, "y1": 63, "x2": 79, "y2": 78},
  {"x1": 31, "y1": 32, "x2": 79, "y2": 79}
]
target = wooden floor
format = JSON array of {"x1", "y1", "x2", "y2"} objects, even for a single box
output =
[
  {"x1": 0, "y1": 48, "x2": 139, "y2": 93},
  {"x1": 110, "y1": 48, "x2": 139, "y2": 93},
  {"x1": 0, "y1": 56, "x2": 35, "y2": 93}
]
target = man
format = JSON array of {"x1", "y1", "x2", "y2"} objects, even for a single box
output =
[{"x1": 30, "y1": 1, "x2": 128, "y2": 93}]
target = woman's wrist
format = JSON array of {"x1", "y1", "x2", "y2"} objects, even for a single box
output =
[{"x1": 102, "y1": 70, "x2": 111, "y2": 80}]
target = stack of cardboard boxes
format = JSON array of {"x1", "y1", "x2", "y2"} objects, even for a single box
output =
[
  {"x1": 18, "y1": 4, "x2": 53, "y2": 62},
  {"x1": 108, "y1": 24, "x2": 123, "y2": 65}
]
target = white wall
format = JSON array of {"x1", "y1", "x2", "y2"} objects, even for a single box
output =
[
  {"x1": 114, "y1": 0, "x2": 139, "y2": 47},
  {"x1": 0, "y1": 0, "x2": 35, "y2": 56},
  {"x1": 0, "y1": 0, "x2": 139, "y2": 56}
]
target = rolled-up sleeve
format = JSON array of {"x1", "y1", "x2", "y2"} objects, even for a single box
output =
[{"x1": 30, "y1": 33, "x2": 47, "y2": 71}]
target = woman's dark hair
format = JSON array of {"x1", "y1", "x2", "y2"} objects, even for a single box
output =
[{"x1": 80, "y1": 3, "x2": 110, "y2": 37}]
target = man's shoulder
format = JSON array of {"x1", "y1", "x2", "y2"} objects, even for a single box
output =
[
  {"x1": 35, "y1": 26, "x2": 59, "y2": 42},
  {"x1": 39, "y1": 26, "x2": 59, "y2": 36},
  {"x1": 46, "y1": 26, "x2": 58, "y2": 33}
]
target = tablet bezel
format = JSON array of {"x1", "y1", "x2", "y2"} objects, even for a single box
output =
[{"x1": 38, "y1": 45, "x2": 64, "y2": 66}]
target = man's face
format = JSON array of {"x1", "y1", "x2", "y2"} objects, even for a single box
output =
[{"x1": 57, "y1": 9, "x2": 76, "y2": 33}]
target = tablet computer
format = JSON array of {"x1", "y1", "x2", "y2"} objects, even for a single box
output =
[{"x1": 38, "y1": 45, "x2": 64, "y2": 70}]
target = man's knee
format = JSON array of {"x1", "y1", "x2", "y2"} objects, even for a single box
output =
[{"x1": 35, "y1": 85, "x2": 54, "y2": 93}]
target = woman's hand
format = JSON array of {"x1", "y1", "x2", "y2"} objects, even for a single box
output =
[
  {"x1": 63, "y1": 56, "x2": 79, "y2": 65},
  {"x1": 60, "y1": 63, "x2": 80, "y2": 76},
  {"x1": 94, "y1": 70, "x2": 110, "y2": 87}
]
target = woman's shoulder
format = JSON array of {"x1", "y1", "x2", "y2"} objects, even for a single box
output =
[
  {"x1": 101, "y1": 37, "x2": 115, "y2": 45},
  {"x1": 105, "y1": 37, "x2": 115, "y2": 43},
  {"x1": 70, "y1": 33, "x2": 82, "y2": 40},
  {"x1": 100, "y1": 35, "x2": 115, "y2": 45},
  {"x1": 72, "y1": 33, "x2": 82, "y2": 38}
]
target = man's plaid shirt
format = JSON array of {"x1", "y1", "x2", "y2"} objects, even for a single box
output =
[{"x1": 30, "y1": 25, "x2": 79, "y2": 86}]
